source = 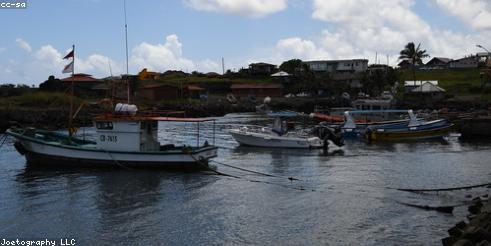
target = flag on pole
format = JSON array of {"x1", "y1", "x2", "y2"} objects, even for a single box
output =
[
  {"x1": 63, "y1": 49, "x2": 74, "y2": 60},
  {"x1": 62, "y1": 61, "x2": 74, "y2": 74}
]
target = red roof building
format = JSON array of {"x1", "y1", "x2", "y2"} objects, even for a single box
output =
[
  {"x1": 138, "y1": 84, "x2": 206, "y2": 101},
  {"x1": 61, "y1": 73, "x2": 102, "y2": 89},
  {"x1": 231, "y1": 83, "x2": 283, "y2": 98}
]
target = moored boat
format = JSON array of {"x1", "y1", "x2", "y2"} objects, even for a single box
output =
[
  {"x1": 339, "y1": 110, "x2": 416, "y2": 139},
  {"x1": 230, "y1": 111, "x2": 341, "y2": 149},
  {"x1": 364, "y1": 111, "x2": 453, "y2": 141},
  {"x1": 6, "y1": 105, "x2": 218, "y2": 169}
]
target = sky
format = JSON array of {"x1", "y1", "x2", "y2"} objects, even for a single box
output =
[{"x1": 1, "y1": 0, "x2": 491, "y2": 86}]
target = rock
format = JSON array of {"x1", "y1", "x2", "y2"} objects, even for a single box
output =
[
  {"x1": 477, "y1": 240, "x2": 491, "y2": 246},
  {"x1": 469, "y1": 204, "x2": 482, "y2": 215},
  {"x1": 463, "y1": 227, "x2": 491, "y2": 242},
  {"x1": 456, "y1": 221, "x2": 468, "y2": 229},
  {"x1": 441, "y1": 236, "x2": 458, "y2": 246},
  {"x1": 452, "y1": 239, "x2": 473, "y2": 246},
  {"x1": 448, "y1": 226, "x2": 464, "y2": 237}
]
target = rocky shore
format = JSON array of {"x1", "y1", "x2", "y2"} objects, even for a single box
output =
[
  {"x1": 443, "y1": 198, "x2": 491, "y2": 245},
  {"x1": 1, "y1": 96, "x2": 489, "y2": 133}
]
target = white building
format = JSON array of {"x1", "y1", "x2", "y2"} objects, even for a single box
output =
[{"x1": 303, "y1": 59, "x2": 369, "y2": 73}]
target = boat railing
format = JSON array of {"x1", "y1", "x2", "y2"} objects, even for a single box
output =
[{"x1": 343, "y1": 109, "x2": 422, "y2": 129}]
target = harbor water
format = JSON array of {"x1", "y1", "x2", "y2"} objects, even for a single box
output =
[{"x1": 1, "y1": 113, "x2": 490, "y2": 245}]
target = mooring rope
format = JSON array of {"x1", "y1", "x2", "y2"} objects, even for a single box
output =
[
  {"x1": 394, "y1": 182, "x2": 491, "y2": 193},
  {"x1": 103, "y1": 149, "x2": 132, "y2": 170},
  {"x1": 188, "y1": 153, "x2": 312, "y2": 191},
  {"x1": 210, "y1": 159, "x2": 300, "y2": 181}
]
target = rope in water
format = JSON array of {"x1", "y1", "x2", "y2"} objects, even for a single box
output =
[
  {"x1": 0, "y1": 134, "x2": 8, "y2": 149},
  {"x1": 189, "y1": 154, "x2": 311, "y2": 191},
  {"x1": 395, "y1": 182, "x2": 491, "y2": 193},
  {"x1": 210, "y1": 159, "x2": 300, "y2": 181}
]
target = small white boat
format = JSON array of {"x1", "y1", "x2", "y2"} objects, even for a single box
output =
[
  {"x1": 230, "y1": 127, "x2": 323, "y2": 148},
  {"x1": 7, "y1": 104, "x2": 218, "y2": 169},
  {"x1": 230, "y1": 112, "x2": 323, "y2": 149}
]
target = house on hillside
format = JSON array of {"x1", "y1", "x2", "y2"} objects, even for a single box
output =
[
  {"x1": 61, "y1": 73, "x2": 105, "y2": 96},
  {"x1": 367, "y1": 64, "x2": 391, "y2": 72},
  {"x1": 303, "y1": 59, "x2": 368, "y2": 89},
  {"x1": 138, "y1": 83, "x2": 206, "y2": 101},
  {"x1": 303, "y1": 59, "x2": 368, "y2": 73},
  {"x1": 248, "y1": 62, "x2": 278, "y2": 75},
  {"x1": 404, "y1": 80, "x2": 438, "y2": 92},
  {"x1": 231, "y1": 83, "x2": 283, "y2": 98},
  {"x1": 449, "y1": 56, "x2": 478, "y2": 69},
  {"x1": 425, "y1": 57, "x2": 451, "y2": 69},
  {"x1": 330, "y1": 73, "x2": 363, "y2": 88},
  {"x1": 407, "y1": 81, "x2": 446, "y2": 101},
  {"x1": 138, "y1": 84, "x2": 180, "y2": 101},
  {"x1": 61, "y1": 73, "x2": 101, "y2": 89}
]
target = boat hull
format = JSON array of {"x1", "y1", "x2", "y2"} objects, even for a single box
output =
[
  {"x1": 8, "y1": 130, "x2": 217, "y2": 169},
  {"x1": 365, "y1": 124, "x2": 453, "y2": 141},
  {"x1": 230, "y1": 130, "x2": 322, "y2": 149}
]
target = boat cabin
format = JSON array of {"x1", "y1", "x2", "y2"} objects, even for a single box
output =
[{"x1": 94, "y1": 119, "x2": 160, "y2": 152}]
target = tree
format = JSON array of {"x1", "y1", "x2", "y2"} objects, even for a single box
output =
[
  {"x1": 399, "y1": 42, "x2": 429, "y2": 85},
  {"x1": 39, "y1": 75, "x2": 64, "y2": 92},
  {"x1": 279, "y1": 59, "x2": 305, "y2": 74}
]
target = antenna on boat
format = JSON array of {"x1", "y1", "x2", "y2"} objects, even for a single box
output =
[
  {"x1": 124, "y1": 0, "x2": 130, "y2": 104},
  {"x1": 108, "y1": 58, "x2": 115, "y2": 101}
]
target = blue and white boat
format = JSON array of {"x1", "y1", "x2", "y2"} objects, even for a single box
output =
[
  {"x1": 340, "y1": 110, "x2": 416, "y2": 139},
  {"x1": 363, "y1": 111, "x2": 453, "y2": 141}
]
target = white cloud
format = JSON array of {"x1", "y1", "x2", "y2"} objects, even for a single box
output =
[
  {"x1": 1, "y1": 35, "x2": 223, "y2": 85},
  {"x1": 0, "y1": 47, "x2": 6, "y2": 54},
  {"x1": 131, "y1": 34, "x2": 219, "y2": 73},
  {"x1": 435, "y1": 0, "x2": 491, "y2": 31},
  {"x1": 183, "y1": 0, "x2": 287, "y2": 17},
  {"x1": 15, "y1": 38, "x2": 32, "y2": 52},
  {"x1": 245, "y1": 0, "x2": 491, "y2": 67},
  {"x1": 274, "y1": 37, "x2": 328, "y2": 60}
]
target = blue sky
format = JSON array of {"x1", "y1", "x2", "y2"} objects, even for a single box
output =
[{"x1": 1, "y1": 0, "x2": 491, "y2": 85}]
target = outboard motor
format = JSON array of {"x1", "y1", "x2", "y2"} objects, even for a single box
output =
[{"x1": 311, "y1": 123, "x2": 344, "y2": 147}]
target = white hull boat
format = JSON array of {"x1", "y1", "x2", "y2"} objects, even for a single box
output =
[
  {"x1": 229, "y1": 128, "x2": 322, "y2": 148},
  {"x1": 6, "y1": 105, "x2": 218, "y2": 169}
]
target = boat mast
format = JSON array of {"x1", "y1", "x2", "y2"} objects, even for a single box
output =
[
  {"x1": 69, "y1": 44, "x2": 75, "y2": 137},
  {"x1": 124, "y1": 0, "x2": 130, "y2": 104}
]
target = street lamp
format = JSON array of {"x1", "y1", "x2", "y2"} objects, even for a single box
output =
[
  {"x1": 476, "y1": 44, "x2": 491, "y2": 68},
  {"x1": 476, "y1": 44, "x2": 491, "y2": 54}
]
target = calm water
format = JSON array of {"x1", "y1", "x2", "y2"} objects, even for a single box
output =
[{"x1": 1, "y1": 113, "x2": 490, "y2": 245}]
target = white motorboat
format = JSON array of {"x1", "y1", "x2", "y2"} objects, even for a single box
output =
[
  {"x1": 229, "y1": 112, "x2": 324, "y2": 149},
  {"x1": 230, "y1": 127, "x2": 323, "y2": 148}
]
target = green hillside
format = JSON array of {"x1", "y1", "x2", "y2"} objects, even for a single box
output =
[{"x1": 400, "y1": 68, "x2": 483, "y2": 95}]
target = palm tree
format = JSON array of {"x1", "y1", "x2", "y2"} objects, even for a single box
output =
[{"x1": 399, "y1": 42, "x2": 429, "y2": 88}]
